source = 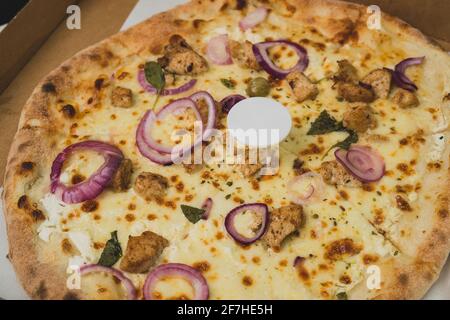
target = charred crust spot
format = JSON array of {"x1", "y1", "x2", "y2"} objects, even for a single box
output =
[
  {"x1": 34, "y1": 281, "x2": 48, "y2": 299},
  {"x1": 81, "y1": 200, "x2": 98, "y2": 213},
  {"x1": 186, "y1": 63, "x2": 194, "y2": 73},
  {"x1": 42, "y1": 82, "x2": 56, "y2": 93},
  {"x1": 61, "y1": 104, "x2": 76, "y2": 118},
  {"x1": 220, "y1": 2, "x2": 228, "y2": 11},
  {"x1": 395, "y1": 195, "x2": 412, "y2": 212},
  {"x1": 398, "y1": 273, "x2": 408, "y2": 286},
  {"x1": 71, "y1": 174, "x2": 86, "y2": 185},
  {"x1": 17, "y1": 195, "x2": 28, "y2": 209},
  {"x1": 31, "y1": 209, "x2": 45, "y2": 221},
  {"x1": 61, "y1": 238, "x2": 73, "y2": 254},
  {"x1": 94, "y1": 78, "x2": 105, "y2": 90},
  {"x1": 193, "y1": 19, "x2": 205, "y2": 29},
  {"x1": 192, "y1": 261, "x2": 211, "y2": 273},
  {"x1": 324, "y1": 238, "x2": 362, "y2": 261},
  {"x1": 438, "y1": 209, "x2": 448, "y2": 219},
  {"x1": 21, "y1": 161, "x2": 34, "y2": 171},
  {"x1": 242, "y1": 275, "x2": 253, "y2": 286},
  {"x1": 339, "y1": 275, "x2": 352, "y2": 284},
  {"x1": 363, "y1": 254, "x2": 379, "y2": 265},
  {"x1": 286, "y1": 3, "x2": 296, "y2": 14},
  {"x1": 236, "y1": 0, "x2": 247, "y2": 10},
  {"x1": 63, "y1": 292, "x2": 79, "y2": 300}
]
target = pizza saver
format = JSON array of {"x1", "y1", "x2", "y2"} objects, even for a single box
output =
[{"x1": 227, "y1": 97, "x2": 292, "y2": 148}]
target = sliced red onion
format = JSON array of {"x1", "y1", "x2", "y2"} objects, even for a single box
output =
[
  {"x1": 143, "y1": 263, "x2": 209, "y2": 300},
  {"x1": 392, "y1": 57, "x2": 425, "y2": 92},
  {"x1": 190, "y1": 91, "x2": 217, "y2": 141},
  {"x1": 201, "y1": 198, "x2": 213, "y2": 220},
  {"x1": 138, "y1": 69, "x2": 197, "y2": 95},
  {"x1": 224, "y1": 203, "x2": 269, "y2": 245},
  {"x1": 220, "y1": 94, "x2": 246, "y2": 114},
  {"x1": 50, "y1": 141, "x2": 123, "y2": 204},
  {"x1": 239, "y1": 7, "x2": 268, "y2": 31},
  {"x1": 335, "y1": 145, "x2": 385, "y2": 183},
  {"x1": 206, "y1": 34, "x2": 232, "y2": 65},
  {"x1": 143, "y1": 98, "x2": 202, "y2": 154},
  {"x1": 253, "y1": 40, "x2": 309, "y2": 79},
  {"x1": 79, "y1": 264, "x2": 137, "y2": 300},
  {"x1": 287, "y1": 172, "x2": 324, "y2": 205}
]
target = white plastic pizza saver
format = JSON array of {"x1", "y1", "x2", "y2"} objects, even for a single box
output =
[{"x1": 226, "y1": 97, "x2": 292, "y2": 148}]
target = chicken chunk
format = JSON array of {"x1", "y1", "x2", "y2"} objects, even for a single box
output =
[
  {"x1": 361, "y1": 68, "x2": 392, "y2": 99},
  {"x1": 134, "y1": 172, "x2": 169, "y2": 203},
  {"x1": 343, "y1": 103, "x2": 377, "y2": 133},
  {"x1": 157, "y1": 34, "x2": 208, "y2": 75},
  {"x1": 111, "y1": 86, "x2": 133, "y2": 108},
  {"x1": 119, "y1": 231, "x2": 169, "y2": 273},
  {"x1": 262, "y1": 205, "x2": 304, "y2": 250},
  {"x1": 392, "y1": 88, "x2": 419, "y2": 108},
  {"x1": 234, "y1": 148, "x2": 264, "y2": 178},
  {"x1": 319, "y1": 161, "x2": 362, "y2": 188},
  {"x1": 334, "y1": 60, "x2": 359, "y2": 83},
  {"x1": 337, "y1": 82, "x2": 375, "y2": 103},
  {"x1": 229, "y1": 40, "x2": 261, "y2": 70},
  {"x1": 110, "y1": 158, "x2": 133, "y2": 192},
  {"x1": 286, "y1": 71, "x2": 319, "y2": 103}
]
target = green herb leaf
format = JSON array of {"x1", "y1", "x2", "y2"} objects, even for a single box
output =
[
  {"x1": 180, "y1": 205, "x2": 205, "y2": 224},
  {"x1": 307, "y1": 111, "x2": 344, "y2": 135},
  {"x1": 144, "y1": 61, "x2": 165, "y2": 93},
  {"x1": 220, "y1": 78, "x2": 235, "y2": 89},
  {"x1": 98, "y1": 231, "x2": 122, "y2": 267},
  {"x1": 336, "y1": 292, "x2": 348, "y2": 300},
  {"x1": 332, "y1": 129, "x2": 359, "y2": 150}
]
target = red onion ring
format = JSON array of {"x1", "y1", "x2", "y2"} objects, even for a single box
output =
[
  {"x1": 287, "y1": 172, "x2": 324, "y2": 205},
  {"x1": 391, "y1": 57, "x2": 425, "y2": 92},
  {"x1": 79, "y1": 264, "x2": 137, "y2": 300},
  {"x1": 239, "y1": 7, "x2": 268, "y2": 31},
  {"x1": 252, "y1": 40, "x2": 309, "y2": 79},
  {"x1": 201, "y1": 198, "x2": 213, "y2": 220},
  {"x1": 224, "y1": 203, "x2": 269, "y2": 245},
  {"x1": 50, "y1": 141, "x2": 123, "y2": 204},
  {"x1": 220, "y1": 94, "x2": 246, "y2": 114},
  {"x1": 190, "y1": 91, "x2": 217, "y2": 141},
  {"x1": 334, "y1": 145, "x2": 385, "y2": 183},
  {"x1": 143, "y1": 263, "x2": 209, "y2": 300},
  {"x1": 206, "y1": 34, "x2": 232, "y2": 65},
  {"x1": 138, "y1": 69, "x2": 197, "y2": 95},
  {"x1": 143, "y1": 98, "x2": 202, "y2": 154}
]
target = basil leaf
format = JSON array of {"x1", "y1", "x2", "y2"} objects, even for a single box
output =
[
  {"x1": 307, "y1": 111, "x2": 344, "y2": 135},
  {"x1": 144, "y1": 61, "x2": 165, "y2": 93},
  {"x1": 98, "y1": 231, "x2": 122, "y2": 267},
  {"x1": 332, "y1": 129, "x2": 359, "y2": 150},
  {"x1": 336, "y1": 292, "x2": 348, "y2": 300},
  {"x1": 220, "y1": 78, "x2": 235, "y2": 89},
  {"x1": 180, "y1": 205, "x2": 205, "y2": 224}
]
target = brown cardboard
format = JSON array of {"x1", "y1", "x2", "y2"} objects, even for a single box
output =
[{"x1": 0, "y1": 0, "x2": 448, "y2": 182}]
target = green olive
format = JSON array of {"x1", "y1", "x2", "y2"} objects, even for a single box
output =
[{"x1": 246, "y1": 77, "x2": 271, "y2": 97}]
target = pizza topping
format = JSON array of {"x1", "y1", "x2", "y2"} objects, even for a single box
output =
[
  {"x1": 79, "y1": 264, "x2": 137, "y2": 300},
  {"x1": 206, "y1": 34, "x2": 232, "y2": 65},
  {"x1": 98, "y1": 231, "x2": 123, "y2": 267},
  {"x1": 143, "y1": 263, "x2": 209, "y2": 300},
  {"x1": 391, "y1": 57, "x2": 425, "y2": 92},
  {"x1": 246, "y1": 77, "x2": 271, "y2": 97},
  {"x1": 220, "y1": 94, "x2": 246, "y2": 113},
  {"x1": 50, "y1": 141, "x2": 124, "y2": 204},
  {"x1": 138, "y1": 69, "x2": 197, "y2": 96},
  {"x1": 252, "y1": 40, "x2": 309, "y2": 79},
  {"x1": 337, "y1": 82, "x2": 375, "y2": 103},
  {"x1": 224, "y1": 203, "x2": 269, "y2": 245},
  {"x1": 262, "y1": 204, "x2": 303, "y2": 250},
  {"x1": 229, "y1": 40, "x2": 261, "y2": 70},
  {"x1": 157, "y1": 34, "x2": 209, "y2": 75},
  {"x1": 119, "y1": 231, "x2": 169, "y2": 273},
  {"x1": 333, "y1": 60, "x2": 359, "y2": 83},
  {"x1": 286, "y1": 70, "x2": 319, "y2": 103},
  {"x1": 334, "y1": 146, "x2": 385, "y2": 183},
  {"x1": 288, "y1": 172, "x2": 325, "y2": 205},
  {"x1": 109, "y1": 158, "x2": 133, "y2": 192},
  {"x1": 391, "y1": 88, "x2": 419, "y2": 109},
  {"x1": 201, "y1": 198, "x2": 213, "y2": 220},
  {"x1": 239, "y1": 7, "x2": 268, "y2": 31},
  {"x1": 361, "y1": 68, "x2": 392, "y2": 99},
  {"x1": 61, "y1": 104, "x2": 77, "y2": 118},
  {"x1": 134, "y1": 172, "x2": 169, "y2": 203},
  {"x1": 342, "y1": 103, "x2": 377, "y2": 133},
  {"x1": 111, "y1": 86, "x2": 133, "y2": 108},
  {"x1": 319, "y1": 160, "x2": 362, "y2": 188},
  {"x1": 395, "y1": 195, "x2": 412, "y2": 211},
  {"x1": 324, "y1": 238, "x2": 362, "y2": 261},
  {"x1": 180, "y1": 204, "x2": 206, "y2": 224}
]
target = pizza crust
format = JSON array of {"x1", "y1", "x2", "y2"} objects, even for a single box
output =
[{"x1": 3, "y1": 0, "x2": 449, "y2": 299}]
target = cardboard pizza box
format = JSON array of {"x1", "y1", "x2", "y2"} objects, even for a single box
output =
[{"x1": 0, "y1": 0, "x2": 448, "y2": 181}]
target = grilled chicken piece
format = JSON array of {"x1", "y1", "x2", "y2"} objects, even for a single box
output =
[
  {"x1": 229, "y1": 40, "x2": 261, "y2": 70},
  {"x1": 392, "y1": 88, "x2": 419, "y2": 108},
  {"x1": 334, "y1": 60, "x2": 359, "y2": 83},
  {"x1": 286, "y1": 71, "x2": 319, "y2": 103},
  {"x1": 111, "y1": 86, "x2": 133, "y2": 108},
  {"x1": 110, "y1": 159, "x2": 133, "y2": 192},
  {"x1": 134, "y1": 172, "x2": 169, "y2": 203},
  {"x1": 120, "y1": 231, "x2": 169, "y2": 273},
  {"x1": 337, "y1": 82, "x2": 376, "y2": 103},
  {"x1": 361, "y1": 68, "x2": 392, "y2": 99},
  {"x1": 319, "y1": 161, "x2": 362, "y2": 188},
  {"x1": 343, "y1": 103, "x2": 377, "y2": 133}
]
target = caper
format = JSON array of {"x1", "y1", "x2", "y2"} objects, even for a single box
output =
[{"x1": 246, "y1": 77, "x2": 271, "y2": 97}]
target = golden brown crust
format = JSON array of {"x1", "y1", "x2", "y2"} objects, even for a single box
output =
[{"x1": 2, "y1": 0, "x2": 449, "y2": 300}]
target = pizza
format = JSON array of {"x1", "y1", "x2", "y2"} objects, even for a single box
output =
[{"x1": 3, "y1": 0, "x2": 450, "y2": 300}]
